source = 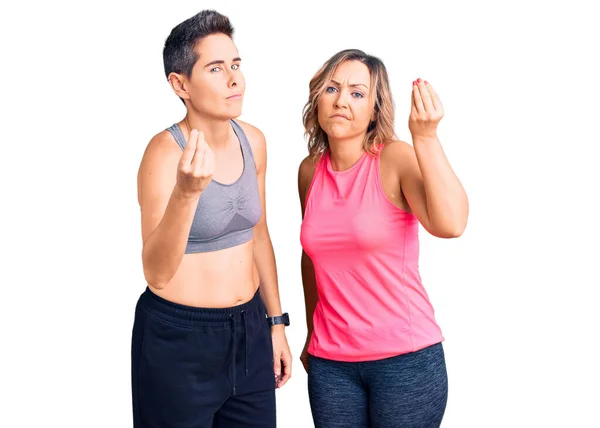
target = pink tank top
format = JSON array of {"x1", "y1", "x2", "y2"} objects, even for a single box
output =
[{"x1": 300, "y1": 148, "x2": 444, "y2": 362}]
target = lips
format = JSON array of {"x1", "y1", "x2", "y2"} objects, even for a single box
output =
[
  {"x1": 227, "y1": 94, "x2": 242, "y2": 100},
  {"x1": 331, "y1": 113, "x2": 349, "y2": 120}
]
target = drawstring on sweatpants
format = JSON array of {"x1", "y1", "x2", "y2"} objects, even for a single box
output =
[
  {"x1": 229, "y1": 310, "x2": 249, "y2": 396},
  {"x1": 241, "y1": 310, "x2": 248, "y2": 377}
]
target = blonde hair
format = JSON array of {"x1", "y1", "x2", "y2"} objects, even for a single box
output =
[{"x1": 302, "y1": 49, "x2": 396, "y2": 159}]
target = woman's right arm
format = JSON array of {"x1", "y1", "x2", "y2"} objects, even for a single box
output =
[
  {"x1": 137, "y1": 129, "x2": 214, "y2": 290},
  {"x1": 298, "y1": 156, "x2": 318, "y2": 358}
]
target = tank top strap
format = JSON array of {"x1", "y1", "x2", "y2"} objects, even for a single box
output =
[
  {"x1": 230, "y1": 119, "x2": 257, "y2": 170},
  {"x1": 165, "y1": 123, "x2": 187, "y2": 151},
  {"x1": 166, "y1": 120, "x2": 255, "y2": 161}
]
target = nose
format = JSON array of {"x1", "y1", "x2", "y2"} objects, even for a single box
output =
[
  {"x1": 227, "y1": 68, "x2": 239, "y2": 88},
  {"x1": 334, "y1": 88, "x2": 350, "y2": 109}
]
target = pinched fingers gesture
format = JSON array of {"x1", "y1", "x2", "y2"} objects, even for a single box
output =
[
  {"x1": 409, "y1": 78, "x2": 444, "y2": 139},
  {"x1": 176, "y1": 129, "x2": 215, "y2": 197}
]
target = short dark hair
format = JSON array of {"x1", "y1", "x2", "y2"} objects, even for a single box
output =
[{"x1": 163, "y1": 10, "x2": 234, "y2": 79}]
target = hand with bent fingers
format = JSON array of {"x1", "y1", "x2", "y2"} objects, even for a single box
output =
[
  {"x1": 176, "y1": 129, "x2": 215, "y2": 198},
  {"x1": 300, "y1": 334, "x2": 311, "y2": 374},
  {"x1": 409, "y1": 78, "x2": 444, "y2": 140},
  {"x1": 272, "y1": 328, "x2": 292, "y2": 388}
]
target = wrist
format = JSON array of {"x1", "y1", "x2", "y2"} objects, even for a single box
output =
[
  {"x1": 271, "y1": 324, "x2": 285, "y2": 334},
  {"x1": 411, "y1": 134, "x2": 439, "y2": 144},
  {"x1": 266, "y1": 312, "x2": 290, "y2": 328},
  {"x1": 173, "y1": 186, "x2": 201, "y2": 203}
]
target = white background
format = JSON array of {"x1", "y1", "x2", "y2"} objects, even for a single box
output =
[{"x1": 1, "y1": 0, "x2": 599, "y2": 427}]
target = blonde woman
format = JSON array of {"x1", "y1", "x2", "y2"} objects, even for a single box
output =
[{"x1": 298, "y1": 49, "x2": 468, "y2": 427}]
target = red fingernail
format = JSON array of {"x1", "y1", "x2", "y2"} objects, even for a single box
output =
[
  {"x1": 412, "y1": 80, "x2": 416, "y2": 85},
  {"x1": 424, "y1": 80, "x2": 429, "y2": 85},
  {"x1": 417, "y1": 78, "x2": 422, "y2": 83}
]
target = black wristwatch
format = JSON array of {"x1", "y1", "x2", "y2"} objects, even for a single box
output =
[{"x1": 266, "y1": 312, "x2": 290, "y2": 327}]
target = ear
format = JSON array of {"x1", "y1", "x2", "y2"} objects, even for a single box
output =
[{"x1": 167, "y1": 72, "x2": 191, "y2": 101}]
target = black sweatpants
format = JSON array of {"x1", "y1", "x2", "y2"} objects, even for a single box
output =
[{"x1": 131, "y1": 287, "x2": 276, "y2": 427}]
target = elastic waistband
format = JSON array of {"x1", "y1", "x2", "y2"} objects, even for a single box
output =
[{"x1": 138, "y1": 287, "x2": 264, "y2": 328}]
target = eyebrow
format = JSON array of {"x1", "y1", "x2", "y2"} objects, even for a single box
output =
[
  {"x1": 204, "y1": 57, "x2": 242, "y2": 68},
  {"x1": 331, "y1": 79, "x2": 369, "y2": 90}
]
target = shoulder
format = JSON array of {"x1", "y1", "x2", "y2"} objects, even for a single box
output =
[
  {"x1": 298, "y1": 154, "x2": 318, "y2": 183},
  {"x1": 298, "y1": 154, "x2": 320, "y2": 205},
  {"x1": 139, "y1": 129, "x2": 182, "y2": 171},
  {"x1": 137, "y1": 128, "x2": 182, "y2": 204},
  {"x1": 379, "y1": 139, "x2": 417, "y2": 177},
  {"x1": 379, "y1": 139, "x2": 414, "y2": 160},
  {"x1": 235, "y1": 119, "x2": 266, "y2": 172},
  {"x1": 137, "y1": 129, "x2": 182, "y2": 184}
]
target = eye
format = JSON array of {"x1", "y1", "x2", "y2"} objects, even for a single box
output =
[
  {"x1": 325, "y1": 86, "x2": 338, "y2": 93},
  {"x1": 231, "y1": 63, "x2": 240, "y2": 70},
  {"x1": 210, "y1": 66, "x2": 222, "y2": 73},
  {"x1": 352, "y1": 92, "x2": 364, "y2": 98}
]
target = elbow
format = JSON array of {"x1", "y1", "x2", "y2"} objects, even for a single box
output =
[
  {"x1": 443, "y1": 227, "x2": 465, "y2": 239},
  {"x1": 435, "y1": 198, "x2": 469, "y2": 238},
  {"x1": 430, "y1": 220, "x2": 467, "y2": 239},
  {"x1": 142, "y1": 250, "x2": 170, "y2": 290},
  {"x1": 142, "y1": 267, "x2": 169, "y2": 290},
  {"x1": 432, "y1": 230, "x2": 461, "y2": 239},
  {"x1": 445, "y1": 221, "x2": 467, "y2": 238}
]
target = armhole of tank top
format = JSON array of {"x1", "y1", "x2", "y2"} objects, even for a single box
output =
[
  {"x1": 374, "y1": 148, "x2": 415, "y2": 215},
  {"x1": 303, "y1": 154, "x2": 323, "y2": 214}
]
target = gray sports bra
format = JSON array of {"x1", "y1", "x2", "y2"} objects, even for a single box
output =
[{"x1": 166, "y1": 120, "x2": 262, "y2": 253}]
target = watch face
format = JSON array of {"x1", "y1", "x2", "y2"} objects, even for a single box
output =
[{"x1": 268, "y1": 314, "x2": 290, "y2": 326}]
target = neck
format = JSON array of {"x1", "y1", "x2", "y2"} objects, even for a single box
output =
[
  {"x1": 182, "y1": 112, "x2": 233, "y2": 151},
  {"x1": 328, "y1": 134, "x2": 366, "y2": 171}
]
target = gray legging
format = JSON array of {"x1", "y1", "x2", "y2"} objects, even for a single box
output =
[{"x1": 308, "y1": 343, "x2": 448, "y2": 428}]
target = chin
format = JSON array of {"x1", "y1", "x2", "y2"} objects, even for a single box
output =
[
  {"x1": 230, "y1": 104, "x2": 243, "y2": 117},
  {"x1": 325, "y1": 125, "x2": 351, "y2": 140},
  {"x1": 216, "y1": 106, "x2": 243, "y2": 120}
]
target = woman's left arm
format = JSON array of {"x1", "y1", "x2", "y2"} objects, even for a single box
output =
[
  {"x1": 400, "y1": 79, "x2": 469, "y2": 238},
  {"x1": 240, "y1": 121, "x2": 292, "y2": 389}
]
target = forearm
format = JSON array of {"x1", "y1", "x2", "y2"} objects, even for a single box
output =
[
  {"x1": 142, "y1": 188, "x2": 199, "y2": 289},
  {"x1": 301, "y1": 251, "x2": 319, "y2": 334},
  {"x1": 254, "y1": 228, "x2": 283, "y2": 319},
  {"x1": 413, "y1": 136, "x2": 469, "y2": 236}
]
